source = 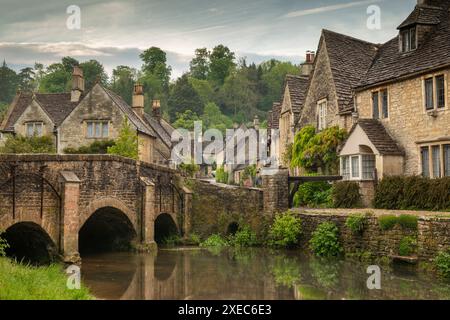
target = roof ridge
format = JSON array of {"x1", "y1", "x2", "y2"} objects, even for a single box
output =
[{"x1": 322, "y1": 29, "x2": 378, "y2": 47}]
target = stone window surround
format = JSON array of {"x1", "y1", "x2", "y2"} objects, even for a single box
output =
[
  {"x1": 340, "y1": 152, "x2": 376, "y2": 181},
  {"x1": 85, "y1": 120, "x2": 110, "y2": 139},
  {"x1": 422, "y1": 72, "x2": 448, "y2": 113},
  {"x1": 417, "y1": 141, "x2": 450, "y2": 178},
  {"x1": 371, "y1": 87, "x2": 389, "y2": 120},
  {"x1": 317, "y1": 98, "x2": 327, "y2": 131},
  {"x1": 25, "y1": 121, "x2": 44, "y2": 137}
]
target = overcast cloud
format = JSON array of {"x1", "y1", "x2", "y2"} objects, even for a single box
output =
[{"x1": 0, "y1": 0, "x2": 416, "y2": 77}]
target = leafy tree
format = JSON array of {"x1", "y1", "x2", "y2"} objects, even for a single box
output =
[
  {"x1": 61, "y1": 56, "x2": 80, "y2": 73},
  {"x1": 111, "y1": 65, "x2": 137, "y2": 105},
  {"x1": 168, "y1": 74, "x2": 203, "y2": 119},
  {"x1": 0, "y1": 60, "x2": 18, "y2": 104},
  {"x1": 140, "y1": 47, "x2": 171, "y2": 89},
  {"x1": 107, "y1": 118, "x2": 138, "y2": 160},
  {"x1": 201, "y1": 102, "x2": 233, "y2": 133},
  {"x1": 189, "y1": 77, "x2": 214, "y2": 105},
  {"x1": 189, "y1": 48, "x2": 210, "y2": 80},
  {"x1": 39, "y1": 63, "x2": 72, "y2": 93},
  {"x1": 0, "y1": 102, "x2": 9, "y2": 123},
  {"x1": 0, "y1": 135, "x2": 56, "y2": 154},
  {"x1": 17, "y1": 67, "x2": 35, "y2": 92},
  {"x1": 172, "y1": 110, "x2": 200, "y2": 131},
  {"x1": 80, "y1": 60, "x2": 108, "y2": 90},
  {"x1": 208, "y1": 45, "x2": 236, "y2": 86}
]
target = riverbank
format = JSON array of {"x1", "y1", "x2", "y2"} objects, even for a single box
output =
[{"x1": 0, "y1": 258, "x2": 92, "y2": 300}]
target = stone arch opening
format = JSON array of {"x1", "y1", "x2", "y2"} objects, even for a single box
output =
[
  {"x1": 227, "y1": 222, "x2": 239, "y2": 236},
  {"x1": 3, "y1": 222, "x2": 59, "y2": 265},
  {"x1": 79, "y1": 207, "x2": 137, "y2": 255},
  {"x1": 154, "y1": 213, "x2": 178, "y2": 245}
]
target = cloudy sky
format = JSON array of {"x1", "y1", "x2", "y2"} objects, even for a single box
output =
[{"x1": 0, "y1": 0, "x2": 416, "y2": 78}]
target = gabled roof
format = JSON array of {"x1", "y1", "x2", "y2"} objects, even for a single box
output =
[
  {"x1": 347, "y1": 119, "x2": 404, "y2": 156},
  {"x1": 321, "y1": 29, "x2": 379, "y2": 112},
  {"x1": 1, "y1": 92, "x2": 78, "y2": 132},
  {"x1": 359, "y1": 1, "x2": 450, "y2": 89},
  {"x1": 270, "y1": 103, "x2": 281, "y2": 129},
  {"x1": 283, "y1": 75, "x2": 309, "y2": 115},
  {"x1": 398, "y1": 4, "x2": 443, "y2": 29},
  {"x1": 143, "y1": 114, "x2": 173, "y2": 148}
]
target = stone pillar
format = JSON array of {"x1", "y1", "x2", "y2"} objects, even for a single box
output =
[
  {"x1": 140, "y1": 177, "x2": 157, "y2": 251},
  {"x1": 262, "y1": 167, "x2": 289, "y2": 215},
  {"x1": 359, "y1": 181, "x2": 375, "y2": 208},
  {"x1": 59, "y1": 171, "x2": 81, "y2": 264},
  {"x1": 182, "y1": 186, "x2": 193, "y2": 238}
]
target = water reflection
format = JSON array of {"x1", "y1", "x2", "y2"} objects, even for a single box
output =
[{"x1": 81, "y1": 248, "x2": 450, "y2": 300}]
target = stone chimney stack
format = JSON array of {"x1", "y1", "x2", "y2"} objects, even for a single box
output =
[
  {"x1": 253, "y1": 115, "x2": 260, "y2": 130},
  {"x1": 71, "y1": 66, "x2": 85, "y2": 103},
  {"x1": 132, "y1": 84, "x2": 144, "y2": 118},
  {"x1": 300, "y1": 50, "x2": 315, "y2": 76},
  {"x1": 152, "y1": 99, "x2": 161, "y2": 121}
]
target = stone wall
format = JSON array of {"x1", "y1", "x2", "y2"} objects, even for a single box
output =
[
  {"x1": 356, "y1": 67, "x2": 450, "y2": 175},
  {"x1": 296, "y1": 211, "x2": 450, "y2": 261},
  {"x1": 189, "y1": 180, "x2": 265, "y2": 238}
]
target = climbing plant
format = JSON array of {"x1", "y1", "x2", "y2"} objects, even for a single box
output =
[{"x1": 291, "y1": 125, "x2": 347, "y2": 174}]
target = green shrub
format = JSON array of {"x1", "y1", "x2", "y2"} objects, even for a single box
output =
[
  {"x1": 374, "y1": 176, "x2": 405, "y2": 209},
  {"x1": 161, "y1": 235, "x2": 182, "y2": 247},
  {"x1": 215, "y1": 166, "x2": 229, "y2": 184},
  {"x1": 398, "y1": 236, "x2": 417, "y2": 256},
  {"x1": 187, "y1": 233, "x2": 201, "y2": 246},
  {"x1": 397, "y1": 214, "x2": 418, "y2": 230},
  {"x1": 293, "y1": 181, "x2": 332, "y2": 208},
  {"x1": 332, "y1": 181, "x2": 362, "y2": 208},
  {"x1": 434, "y1": 249, "x2": 450, "y2": 278},
  {"x1": 345, "y1": 214, "x2": 367, "y2": 235},
  {"x1": 229, "y1": 226, "x2": 258, "y2": 247},
  {"x1": 310, "y1": 222, "x2": 343, "y2": 257},
  {"x1": 179, "y1": 161, "x2": 199, "y2": 178},
  {"x1": 107, "y1": 118, "x2": 138, "y2": 160},
  {"x1": 0, "y1": 135, "x2": 56, "y2": 154},
  {"x1": 267, "y1": 211, "x2": 302, "y2": 248},
  {"x1": 200, "y1": 234, "x2": 228, "y2": 247},
  {"x1": 378, "y1": 215, "x2": 398, "y2": 231},
  {"x1": 0, "y1": 233, "x2": 8, "y2": 257},
  {"x1": 64, "y1": 140, "x2": 115, "y2": 154}
]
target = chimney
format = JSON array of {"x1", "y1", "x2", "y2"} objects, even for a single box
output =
[
  {"x1": 152, "y1": 99, "x2": 161, "y2": 120},
  {"x1": 253, "y1": 115, "x2": 260, "y2": 130},
  {"x1": 300, "y1": 50, "x2": 315, "y2": 76},
  {"x1": 132, "y1": 84, "x2": 144, "y2": 118},
  {"x1": 71, "y1": 66, "x2": 85, "y2": 103}
]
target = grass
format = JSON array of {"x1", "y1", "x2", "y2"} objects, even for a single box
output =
[{"x1": 0, "y1": 258, "x2": 92, "y2": 300}]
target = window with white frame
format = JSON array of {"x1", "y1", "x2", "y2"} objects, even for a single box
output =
[
  {"x1": 341, "y1": 154, "x2": 376, "y2": 181},
  {"x1": 86, "y1": 121, "x2": 109, "y2": 138},
  {"x1": 317, "y1": 100, "x2": 327, "y2": 130},
  {"x1": 26, "y1": 122, "x2": 43, "y2": 137},
  {"x1": 421, "y1": 143, "x2": 450, "y2": 178},
  {"x1": 424, "y1": 75, "x2": 446, "y2": 111}
]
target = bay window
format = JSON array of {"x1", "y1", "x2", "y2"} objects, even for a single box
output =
[{"x1": 341, "y1": 154, "x2": 376, "y2": 181}]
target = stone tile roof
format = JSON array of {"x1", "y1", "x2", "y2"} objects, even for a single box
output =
[
  {"x1": 1, "y1": 92, "x2": 79, "y2": 132},
  {"x1": 284, "y1": 75, "x2": 310, "y2": 115},
  {"x1": 143, "y1": 114, "x2": 173, "y2": 148},
  {"x1": 103, "y1": 88, "x2": 156, "y2": 137},
  {"x1": 321, "y1": 30, "x2": 379, "y2": 112},
  {"x1": 359, "y1": 1, "x2": 450, "y2": 88},
  {"x1": 270, "y1": 103, "x2": 281, "y2": 129},
  {"x1": 397, "y1": 4, "x2": 443, "y2": 29},
  {"x1": 355, "y1": 119, "x2": 404, "y2": 156}
]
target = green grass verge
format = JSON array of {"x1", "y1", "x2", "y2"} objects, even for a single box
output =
[{"x1": 0, "y1": 258, "x2": 92, "y2": 300}]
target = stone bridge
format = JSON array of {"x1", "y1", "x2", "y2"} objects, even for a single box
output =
[{"x1": 0, "y1": 154, "x2": 192, "y2": 263}]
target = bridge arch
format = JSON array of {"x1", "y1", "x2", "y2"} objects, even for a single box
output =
[
  {"x1": 79, "y1": 198, "x2": 138, "y2": 255},
  {"x1": 154, "y1": 213, "x2": 179, "y2": 245},
  {"x1": 2, "y1": 221, "x2": 59, "y2": 265}
]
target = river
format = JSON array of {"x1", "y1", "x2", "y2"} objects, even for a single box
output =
[{"x1": 81, "y1": 248, "x2": 450, "y2": 300}]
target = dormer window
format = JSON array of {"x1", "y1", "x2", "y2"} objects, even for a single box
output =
[{"x1": 401, "y1": 27, "x2": 416, "y2": 52}]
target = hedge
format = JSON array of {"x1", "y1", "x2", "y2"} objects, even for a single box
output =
[
  {"x1": 332, "y1": 181, "x2": 362, "y2": 208},
  {"x1": 374, "y1": 176, "x2": 450, "y2": 211}
]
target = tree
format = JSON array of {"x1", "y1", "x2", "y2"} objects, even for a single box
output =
[
  {"x1": 172, "y1": 110, "x2": 200, "y2": 131},
  {"x1": 80, "y1": 60, "x2": 108, "y2": 90},
  {"x1": 0, "y1": 102, "x2": 9, "y2": 123},
  {"x1": 107, "y1": 118, "x2": 138, "y2": 160},
  {"x1": 39, "y1": 63, "x2": 71, "y2": 93},
  {"x1": 201, "y1": 102, "x2": 233, "y2": 133},
  {"x1": 17, "y1": 67, "x2": 35, "y2": 92},
  {"x1": 208, "y1": 45, "x2": 236, "y2": 86},
  {"x1": 111, "y1": 65, "x2": 137, "y2": 105},
  {"x1": 168, "y1": 74, "x2": 203, "y2": 119},
  {"x1": 140, "y1": 47, "x2": 171, "y2": 89},
  {"x1": 0, "y1": 60, "x2": 18, "y2": 104},
  {"x1": 189, "y1": 48, "x2": 209, "y2": 80},
  {"x1": 189, "y1": 77, "x2": 214, "y2": 105}
]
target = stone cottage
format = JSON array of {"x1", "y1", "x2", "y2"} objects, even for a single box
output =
[{"x1": 0, "y1": 66, "x2": 175, "y2": 166}]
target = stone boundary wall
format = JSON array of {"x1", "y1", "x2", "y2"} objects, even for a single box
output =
[
  {"x1": 296, "y1": 211, "x2": 450, "y2": 261},
  {"x1": 190, "y1": 180, "x2": 265, "y2": 238}
]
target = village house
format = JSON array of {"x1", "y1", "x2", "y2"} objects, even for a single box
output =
[{"x1": 0, "y1": 66, "x2": 175, "y2": 166}]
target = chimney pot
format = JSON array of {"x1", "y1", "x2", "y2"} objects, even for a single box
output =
[
  {"x1": 301, "y1": 50, "x2": 315, "y2": 76},
  {"x1": 71, "y1": 66, "x2": 84, "y2": 103},
  {"x1": 152, "y1": 99, "x2": 161, "y2": 120},
  {"x1": 132, "y1": 83, "x2": 145, "y2": 118}
]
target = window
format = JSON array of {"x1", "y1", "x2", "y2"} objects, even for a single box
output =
[
  {"x1": 371, "y1": 89, "x2": 389, "y2": 119},
  {"x1": 432, "y1": 145, "x2": 441, "y2": 178},
  {"x1": 401, "y1": 27, "x2": 416, "y2": 52},
  {"x1": 372, "y1": 92, "x2": 379, "y2": 119},
  {"x1": 445, "y1": 145, "x2": 450, "y2": 177},
  {"x1": 317, "y1": 100, "x2": 327, "y2": 130},
  {"x1": 341, "y1": 154, "x2": 376, "y2": 181},
  {"x1": 86, "y1": 121, "x2": 109, "y2": 138},
  {"x1": 26, "y1": 122, "x2": 43, "y2": 137},
  {"x1": 436, "y1": 75, "x2": 445, "y2": 109},
  {"x1": 421, "y1": 147, "x2": 430, "y2": 178},
  {"x1": 425, "y1": 75, "x2": 446, "y2": 111}
]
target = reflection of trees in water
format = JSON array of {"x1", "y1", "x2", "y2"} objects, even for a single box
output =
[
  {"x1": 269, "y1": 253, "x2": 302, "y2": 288},
  {"x1": 309, "y1": 257, "x2": 342, "y2": 290}
]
